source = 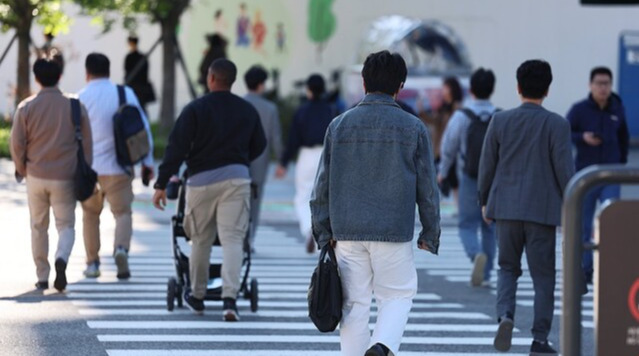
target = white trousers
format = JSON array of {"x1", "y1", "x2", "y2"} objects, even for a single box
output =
[
  {"x1": 294, "y1": 146, "x2": 323, "y2": 238},
  {"x1": 335, "y1": 241, "x2": 417, "y2": 356}
]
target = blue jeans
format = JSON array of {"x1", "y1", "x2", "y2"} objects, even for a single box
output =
[
  {"x1": 458, "y1": 174, "x2": 496, "y2": 281},
  {"x1": 582, "y1": 184, "x2": 620, "y2": 278}
]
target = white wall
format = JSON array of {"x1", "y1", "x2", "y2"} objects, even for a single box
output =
[{"x1": 0, "y1": 1, "x2": 637, "y2": 120}]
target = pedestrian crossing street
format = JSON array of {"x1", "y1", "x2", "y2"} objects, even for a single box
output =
[{"x1": 59, "y1": 221, "x2": 590, "y2": 355}]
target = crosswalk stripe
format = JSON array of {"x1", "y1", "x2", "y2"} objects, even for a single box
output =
[
  {"x1": 74, "y1": 300, "x2": 462, "y2": 309},
  {"x1": 97, "y1": 334, "x2": 531, "y2": 345},
  {"x1": 89, "y1": 321, "x2": 509, "y2": 332},
  {"x1": 80, "y1": 309, "x2": 491, "y2": 319},
  {"x1": 66, "y1": 292, "x2": 442, "y2": 300}
]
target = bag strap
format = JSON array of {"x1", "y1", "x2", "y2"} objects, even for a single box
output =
[
  {"x1": 320, "y1": 243, "x2": 339, "y2": 267},
  {"x1": 70, "y1": 98, "x2": 88, "y2": 161},
  {"x1": 70, "y1": 98, "x2": 82, "y2": 143},
  {"x1": 461, "y1": 108, "x2": 480, "y2": 122},
  {"x1": 117, "y1": 85, "x2": 126, "y2": 106}
]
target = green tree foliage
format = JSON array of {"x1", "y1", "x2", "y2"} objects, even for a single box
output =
[
  {"x1": 0, "y1": 0, "x2": 70, "y2": 106},
  {"x1": 73, "y1": 0, "x2": 190, "y2": 134},
  {"x1": 308, "y1": 0, "x2": 336, "y2": 59}
]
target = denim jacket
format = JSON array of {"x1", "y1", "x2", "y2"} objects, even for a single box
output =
[{"x1": 310, "y1": 93, "x2": 440, "y2": 253}]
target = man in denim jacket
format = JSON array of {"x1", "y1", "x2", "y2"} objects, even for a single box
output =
[{"x1": 310, "y1": 50, "x2": 440, "y2": 356}]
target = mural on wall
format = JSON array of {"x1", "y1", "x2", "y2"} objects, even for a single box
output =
[
  {"x1": 185, "y1": 0, "x2": 296, "y2": 94},
  {"x1": 308, "y1": 0, "x2": 336, "y2": 61}
]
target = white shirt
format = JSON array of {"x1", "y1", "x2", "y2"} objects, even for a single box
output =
[{"x1": 78, "y1": 78, "x2": 154, "y2": 175}]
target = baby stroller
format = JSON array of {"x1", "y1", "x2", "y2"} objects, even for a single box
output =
[{"x1": 165, "y1": 174, "x2": 259, "y2": 312}]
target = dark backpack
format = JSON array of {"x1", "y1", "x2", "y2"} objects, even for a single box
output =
[
  {"x1": 461, "y1": 108, "x2": 498, "y2": 178},
  {"x1": 113, "y1": 85, "x2": 150, "y2": 167}
]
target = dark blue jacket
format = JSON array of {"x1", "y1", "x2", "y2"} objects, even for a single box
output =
[
  {"x1": 566, "y1": 94, "x2": 629, "y2": 171},
  {"x1": 280, "y1": 99, "x2": 336, "y2": 167}
]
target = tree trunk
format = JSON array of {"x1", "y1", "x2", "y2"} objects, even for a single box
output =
[
  {"x1": 159, "y1": 19, "x2": 178, "y2": 135},
  {"x1": 15, "y1": 28, "x2": 31, "y2": 106},
  {"x1": 14, "y1": 0, "x2": 34, "y2": 107}
]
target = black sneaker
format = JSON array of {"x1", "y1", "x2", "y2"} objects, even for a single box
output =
[
  {"x1": 35, "y1": 281, "x2": 48, "y2": 290},
  {"x1": 365, "y1": 343, "x2": 390, "y2": 356},
  {"x1": 223, "y1": 297, "x2": 240, "y2": 321},
  {"x1": 53, "y1": 258, "x2": 67, "y2": 292},
  {"x1": 530, "y1": 340, "x2": 558, "y2": 355},
  {"x1": 494, "y1": 316, "x2": 514, "y2": 352},
  {"x1": 184, "y1": 290, "x2": 204, "y2": 315}
]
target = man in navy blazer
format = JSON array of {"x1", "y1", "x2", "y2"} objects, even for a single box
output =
[{"x1": 478, "y1": 60, "x2": 574, "y2": 355}]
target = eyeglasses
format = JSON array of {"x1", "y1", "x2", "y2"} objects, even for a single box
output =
[{"x1": 592, "y1": 80, "x2": 612, "y2": 87}]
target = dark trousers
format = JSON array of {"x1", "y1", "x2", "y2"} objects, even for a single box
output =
[{"x1": 496, "y1": 220, "x2": 556, "y2": 341}]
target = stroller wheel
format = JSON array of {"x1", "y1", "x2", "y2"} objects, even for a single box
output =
[
  {"x1": 167, "y1": 277, "x2": 177, "y2": 311},
  {"x1": 250, "y1": 278, "x2": 259, "y2": 312},
  {"x1": 176, "y1": 282, "x2": 183, "y2": 308}
]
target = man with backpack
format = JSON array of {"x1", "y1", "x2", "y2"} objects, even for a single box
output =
[
  {"x1": 439, "y1": 68, "x2": 497, "y2": 287},
  {"x1": 78, "y1": 53, "x2": 154, "y2": 280}
]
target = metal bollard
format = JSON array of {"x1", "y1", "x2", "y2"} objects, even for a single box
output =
[{"x1": 561, "y1": 164, "x2": 639, "y2": 356}]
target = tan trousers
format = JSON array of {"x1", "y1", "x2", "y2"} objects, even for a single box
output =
[
  {"x1": 184, "y1": 178, "x2": 251, "y2": 299},
  {"x1": 81, "y1": 175, "x2": 133, "y2": 264},
  {"x1": 26, "y1": 176, "x2": 76, "y2": 282}
]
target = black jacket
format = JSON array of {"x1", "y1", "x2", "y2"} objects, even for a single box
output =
[{"x1": 155, "y1": 91, "x2": 266, "y2": 189}]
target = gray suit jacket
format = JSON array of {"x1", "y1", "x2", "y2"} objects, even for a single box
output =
[
  {"x1": 478, "y1": 102, "x2": 575, "y2": 226},
  {"x1": 244, "y1": 93, "x2": 283, "y2": 185}
]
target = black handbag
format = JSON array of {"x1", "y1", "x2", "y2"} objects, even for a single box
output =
[
  {"x1": 70, "y1": 98, "x2": 97, "y2": 202},
  {"x1": 308, "y1": 243, "x2": 343, "y2": 332}
]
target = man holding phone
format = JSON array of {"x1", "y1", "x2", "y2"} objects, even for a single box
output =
[{"x1": 566, "y1": 66, "x2": 629, "y2": 285}]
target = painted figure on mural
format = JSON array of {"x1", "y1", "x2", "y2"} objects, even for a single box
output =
[
  {"x1": 236, "y1": 3, "x2": 251, "y2": 47},
  {"x1": 214, "y1": 9, "x2": 229, "y2": 38},
  {"x1": 276, "y1": 23, "x2": 286, "y2": 52},
  {"x1": 252, "y1": 10, "x2": 267, "y2": 54}
]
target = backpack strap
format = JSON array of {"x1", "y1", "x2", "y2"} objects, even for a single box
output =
[
  {"x1": 117, "y1": 85, "x2": 126, "y2": 106},
  {"x1": 461, "y1": 108, "x2": 480, "y2": 121}
]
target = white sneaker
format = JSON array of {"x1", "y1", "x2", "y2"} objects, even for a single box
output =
[
  {"x1": 471, "y1": 253, "x2": 487, "y2": 287},
  {"x1": 83, "y1": 262, "x2": 101, "y2": 278},
  {"x1": 114, "y1": 247, "x2": 130, "y2": 279}
]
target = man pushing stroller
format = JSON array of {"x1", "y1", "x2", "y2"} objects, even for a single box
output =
[{"x1": 152, "y1": 58, "x2": 266, "y2": 321}]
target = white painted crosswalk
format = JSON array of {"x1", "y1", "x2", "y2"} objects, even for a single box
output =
[
  {"x1": 63, "y1": 223, "x2": 543, "y2": 355},
  {"x1": 423, "y1": 228, "x2": 596, "y2": 332}
]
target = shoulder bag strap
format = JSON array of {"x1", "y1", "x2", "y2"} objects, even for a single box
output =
[
  {"x1": 70, "y1": 98, "x2": 86, "y2": 159},
  {"x1": 117, "y1": 85, "x2": 126, "y2": 106}
]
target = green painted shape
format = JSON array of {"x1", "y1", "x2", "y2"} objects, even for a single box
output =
[{"x1": 307, "y1": 0, "x2": 336, "y2": 44}]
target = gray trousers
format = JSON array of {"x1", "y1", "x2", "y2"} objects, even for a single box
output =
[{"x1": 496, "y1": 220, "x2": 556, "y2": 341}]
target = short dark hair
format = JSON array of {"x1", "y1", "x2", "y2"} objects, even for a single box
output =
[
  {"x1": 127, "y1": 36, "x2": 139, "y2": 44},
  {"x1": 590, "y1": 66, "x2": 613, "y2": 82},
  {"x1": 33, "y1": 58, "x2": 61, "y2": 87},
  {"x1": 361, "y1": 50, "x2": 407, "y2": 95},
  {"x1": 306, "y1": 74, "x2": 325, "y2": 99},
  {"x1": 85, "y1": 53, "x2": 110, "y2": 77},
  {"x1": 443, "y1": 76, "x2": 463, "y2": 103},
  {"x1": 244, "y1": 65, "x2": 268, "y2": 90},
  {"x1": 516, "y1": 60, "x2": 552, "y2": 99},
  {"x1": 209, "y1": 58, "x2": 237, "y2": 87},
  {"x1": 470, "y1": 68, "x2": 495, "y2": 99}
]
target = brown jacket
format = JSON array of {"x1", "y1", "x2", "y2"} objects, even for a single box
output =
[{"x1": 10, "y1": 87, "x2": 92, "y2": 180}]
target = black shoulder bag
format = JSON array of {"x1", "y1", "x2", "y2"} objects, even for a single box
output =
[
  {"x1": 70, "y1": 98, "x2": 98, "y2": 202},
  {"x1": 308, "y1": 243, "x2": 343, "y2": 332}
]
